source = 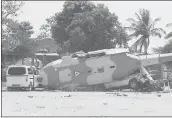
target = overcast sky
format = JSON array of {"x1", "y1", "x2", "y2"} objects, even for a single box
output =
[{"x1": 15, "y1": 1, "x2": 172, "y2": 53}]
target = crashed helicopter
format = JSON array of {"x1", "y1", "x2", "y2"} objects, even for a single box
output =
[{"x1": 36, "y1": 48, "x2": 172, "y2": 91}]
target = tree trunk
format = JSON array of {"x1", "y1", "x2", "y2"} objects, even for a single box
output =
[
  {"x1": 144, "y1": 38, "x2": 149, "y2": 54},
  {"x1": 3, "y1": 51, "x2": 6, "y2": 68},
  {"x1": 22, "y1": 56, "x2": 24, "y2": 65},
  {"x1": 12, "y1": 55, "x2": 16, "y2": 64},
  {"x1": 147, "y1": 37, "x2": 150, "y2": 47},
  {"x1": 31, "y1": 54, "x2": 34, "y2": 66},
  {"x1": 144, "y1": 45, "x2": 147, "y2": 54},
  {"x1": 139, "y1": 44, "x2": 143, "y2": 53},
  {"x1": 35, "y1": 55, "x2": 38, "y2": 68}
]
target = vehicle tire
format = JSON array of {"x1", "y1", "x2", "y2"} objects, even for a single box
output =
[{"x1": 129, "y1": 78, "x2": 138, "y2": 90}]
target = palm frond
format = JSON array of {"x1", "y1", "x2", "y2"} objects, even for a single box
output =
[
  {"x1": 126, "y1": 18, "x2": 138, "y2": 24},
  {"x1": 165, "y1": 31, "x2": 172, "y2": 39},
  {"x1": 139, "y1": 9, "x2": 150, "y2": 26},
  {"x1": 130, "y1": 22, "x2": 140, "y2": 29},
  {"x1": 135, "y1": 13, "x2": 142, "y2": 21},
  {"x1": 151, "y1": 32, "x2": 162, "y2": 38},
  {"x1": 149, "y1": 18, "x2": 161, "y2": 30},
  {"x1": 166, "y1": 23, "x2": 172, "y2": 27},
  {"x1": 143, "y1": 12, "x2": 150, "y2": 26},
  {"x1": 129, "y1": 31, "x2": 142, "y2": 38},
  {"x1": 124, "y1": 27, "x2": 139, "y2": 31},
  {"x1": 151, "y1": 28, "x2": 166, "y2": 35}
]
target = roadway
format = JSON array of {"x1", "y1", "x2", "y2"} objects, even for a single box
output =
[{"x1": 2, "y1": 91, "x2": 172, "y2": 116}]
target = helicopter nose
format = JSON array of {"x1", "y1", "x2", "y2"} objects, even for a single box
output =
[{"x1": 39, "y1": 70, "x2": 48, "y2": 86}]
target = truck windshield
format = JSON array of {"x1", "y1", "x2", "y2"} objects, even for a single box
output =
[{"x1": 8, "y1": 67, "x2": 26, "y2": 75}]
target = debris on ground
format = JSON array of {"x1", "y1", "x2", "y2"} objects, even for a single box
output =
[
  {"x1": 157, "y1": 95, "x2": 161, "y2": 97},
  {"x1": 28, "y1": 96, "x2": 33, "y2": 98},
  {"x1": 123, "y1": 94, "x2": 128, "y2": 96},
  {"x1": 64, "y1": 95, "x2": 72, "y2": 97},
  {"x1": 36, "y1": 106, "x2": 45, "y2": 108},
  {"x1": 2, "y1": 91, "x2": 172, "y2": 116},
  {"x1": 116, "y1": 93, "x2": 122, "y2": 96},
  {"x1": 121, "y1": 89, "x2": 133, "y2": 92}
]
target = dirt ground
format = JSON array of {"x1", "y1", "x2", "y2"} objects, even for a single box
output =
[{"x1": 2, "y1": 91, "x2": 172, "y2": 116}]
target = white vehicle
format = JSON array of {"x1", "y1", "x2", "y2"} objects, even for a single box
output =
[{"x1": 6, "y1": 65, "x2": 40, "y2": 91}]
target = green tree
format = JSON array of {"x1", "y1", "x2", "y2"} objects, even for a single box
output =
[
  {"x1": 48, "y1": 1, "x2": 124, "y2": 54},
  {"x1": 165, "y1": 23, "x2": 172, "y2": 39},
  {"x1": 7, "y1": 21, "x2": 35, "y2": 58},
  {"x1": 37, "y1": 24, "x2": 51, "y2": 39},
  {"x1": 126, "y1": 9, "x2": 166, "y2": 54},
  {"x1": 51, "y1": 1, "x2": 96, "y2": 51},
  {"x1": 2, "y1": 1, "x2": 24, "y2": 40},
  {"x1": 113, "y1": 25, "x2": 130, "y2": 48}
]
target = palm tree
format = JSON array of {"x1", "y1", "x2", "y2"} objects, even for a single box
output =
[
  {"x1": 165, "y1": 23, "x2": 172, "y2": 39},
  {"x1": 126, "y1": 9, "x2": 166, "y2": 54}
]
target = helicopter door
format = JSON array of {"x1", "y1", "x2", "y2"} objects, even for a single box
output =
[{"x1": 59, "y1": 69, "x2": 72, "y2": 83}]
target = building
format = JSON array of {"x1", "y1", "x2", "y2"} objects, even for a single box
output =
[{"x1": 2, "y1": 38, "x2": 59, "y2": 67}]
